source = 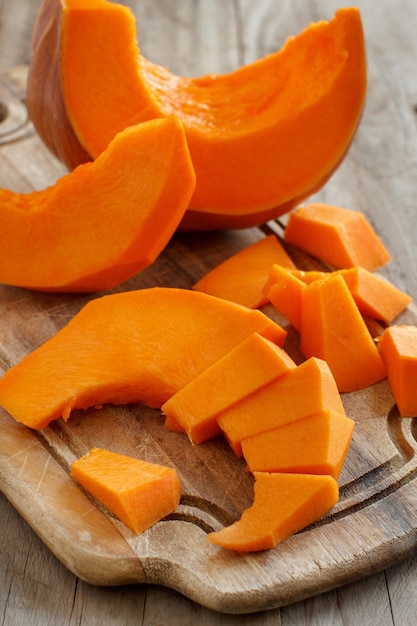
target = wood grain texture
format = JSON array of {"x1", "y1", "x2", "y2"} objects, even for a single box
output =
[{"x1": 1, "y1": 0, "x2": 417, "y2": 623}]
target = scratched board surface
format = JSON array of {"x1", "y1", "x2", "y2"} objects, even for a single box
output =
[{"x1": 0, "y1": 63, "x2": 417, "y2": 614}]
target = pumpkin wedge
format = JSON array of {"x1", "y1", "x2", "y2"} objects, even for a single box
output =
[
  {"x1": 193, "y1": 235, "x2": 296, "y2": 309},
  {"x1": 207, "y1": 472, "x2": 339, "y2": 552},
  {"x1": 0, "y1": 288, "x2": 285, "y2": 430},
  {"x1": 0, "y1": 116, "x2": 195, "y2": 292},
  {"x1": 27, "y1": 0, "x2": 367, "y2": 230}
]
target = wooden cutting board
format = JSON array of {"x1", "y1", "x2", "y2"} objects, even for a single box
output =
[{"x1": 1, "y1": 66, "x2": 417, "y2": 615}]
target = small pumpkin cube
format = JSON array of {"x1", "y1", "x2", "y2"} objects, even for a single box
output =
[
  {"x1": 378, "y1": 325, "x2": 417, "y2": 417},
  {"x1": 70, "y1": 448, "x2": 182, "y2": 535},
  {"x1": 284, "y1": 203, "x2": 391, "y2": 271}
]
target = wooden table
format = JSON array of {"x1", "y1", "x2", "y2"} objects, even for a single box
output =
[{"x1": 1, "y1": 1, "x2": 417, "y2": 623}]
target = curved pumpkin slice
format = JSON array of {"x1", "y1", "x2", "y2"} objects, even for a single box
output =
[
  {"x1": 207, "y1": 472, "x2": 339, "y2": 552},
  {"x1": 0, "y1": 287, "x2": 286, "y2": 430},
  {"x1": 27, "y1": 0, "x2": 367, "y2": 229},
  {"x1": 0, "y1": 116, "x2": 195, "y2": 292}
]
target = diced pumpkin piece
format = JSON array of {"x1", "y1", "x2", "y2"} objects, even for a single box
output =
[
  {"x1": 0, "y1": 288, "x2": 286, "y2": 430},
  {"x1": 206, "y1": 471, "x2": 339, "y2": 552},
  {"x1": 335, "y1": 267, "x2": 412, "y2": 323},
  {"x1": 217, "y1": 357, "x2": 345, "y2": 457},
  {"x1": 378, "y1": 325, "x2": 417, "y2": 417},
  {"x1": 0, "y1": 116, "x2": 195, "y2": 292},
  {"x1": 70, "y1": 448, "x2": 181, "y2": 534},
  {"x1": 162, "y1": 333, "x2": 296, "y2": 444},
  {"x1": 263, "y1": 265, "x2": 306, "y2": 330},
  {"x1": 193, "y1": 235, "x2": 296, "y2": 309},
  {"x1": 28, "y1": 2, "x2": 367, "y2": 229},
  {"x1": 300, "y1": 274, "x2": 387, "y2": 392},
  {"x1": 241, "y1": 410, "x2": 354, "y2": 479},
  {"x1": 284, "y1": 204, "x2": 391, "y2": 271}
]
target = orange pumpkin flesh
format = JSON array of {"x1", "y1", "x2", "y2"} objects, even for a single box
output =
[
  {"x1": 207, "y1": 472, "x2": 339, "y2": 552},
  {"x1": 378, "y1": 325, "x2": 417, "y2": 417},
  {"x1": 193, "y1": 235, "x2": 297, "y2": 309},
  {"x1": 27, "y1": 0, "x2": 367, "y2": 230},
  {"x1": 161, "y1": 333, "x2": 296, "y2": 444},
  {"x1": 70, "y1": 448, "x2": 182, "y2": 535},
  {"x1": 0, "y1": 116, "x2": 195, "y2": 292},
  {"x1": 0, "y1": 288, "x2": 285, "y2": 430}
]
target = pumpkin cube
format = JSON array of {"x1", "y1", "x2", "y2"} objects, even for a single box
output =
[
  {"x1": 70, "y1": 448, "x2": 182, "y2": 535},
  {"x1": 241, "y1": 409, "x2": 354, "y2": 479},
  {"x1": 284, "y1": 203, "x2": 391, "y2": 271},
  {"x1": 378, "y1": 325, "x2": 417, "y2": 417},
  {"x1": 336, "y1": 267, "x2": 412, "y2": 323}
]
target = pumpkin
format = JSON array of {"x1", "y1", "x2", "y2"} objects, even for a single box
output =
[
  {"x1": 217, "y1": 356, "x2": 345, "y2": 458},
  {"x1": 193, "y1": 234, "x2": 296, "y2": 309},
  {"x1": 378, "y1": 325, "x2": 417, "y2": 417},
  {"x1": 27, "y1": 0, "x2": 367, "y2": 230},
  {"x1": 0, "y1": 116, "x2": 195, "y2": 292},
  {"x1": 0, "y1": 288, "x2": 285, "y2": 430},
  {"x1": 206, "y1": 471, "x2": 339, "y2": 552},
  {"x1": 241, "y1": 409, "x2": 354, "y2": 480},
  {"x1": 300, "y1": 274, "x2": 387, "y2": 391},
  {"x1": 162, "y1": 332, "x2": 296, "y2": 444},
  {"x1": 70, "y1": 448, "x2": 182, "y2": 535},
  {"x1": 284, "y1": 203, "x2": 391, "y2": 271}
]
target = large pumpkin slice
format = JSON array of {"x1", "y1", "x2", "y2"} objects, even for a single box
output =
[
  {"x1": 0, "y1": 288, "x2": 285, "y2": 430},
  {"x1": 27, "y1": 0, "x2": 367, "y2": 230},
  {"x1": 0, "y1": 116, "x2": 195, "y2": 292}
]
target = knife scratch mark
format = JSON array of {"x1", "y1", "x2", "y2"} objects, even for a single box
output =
[{"x1": 35, "y1": 455, "x2": 52, "y2": 492}]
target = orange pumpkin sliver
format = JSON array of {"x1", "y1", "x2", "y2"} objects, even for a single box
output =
[
  {"x1": 70, "y1": 448, "x2": 182, "y2": 535},
  {"x1": 162, "y1": 332, "x2": 296, "y2": 444},
  {"x1": 378, "y1": 325, "x2": 417, "y2": 417},
  {"x1": 193, "y1": 235, "x2": 296, "y2": 309},
  {"x1": 241, "y1": 409, "x2": 354, "y2": 479},
  {"x1": 284, "y1": 203, "x2": 391, "y2": 271},
  {"x1": 207, "y1": 471, "x2": 339, "y2": 552}
]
